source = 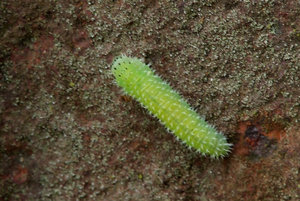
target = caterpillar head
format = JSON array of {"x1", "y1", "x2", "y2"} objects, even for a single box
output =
[{"x1": 112, "y1": 55, "x2": 153, "y2": 88}]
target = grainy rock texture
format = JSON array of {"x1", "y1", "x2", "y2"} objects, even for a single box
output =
[{"x1": 0, "y1": 0, "x2": 299, "y2": 200}]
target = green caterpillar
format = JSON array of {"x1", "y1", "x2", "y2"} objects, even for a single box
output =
[{"x1": 112, "y1": 55, "x2": 231, "y2": 158}]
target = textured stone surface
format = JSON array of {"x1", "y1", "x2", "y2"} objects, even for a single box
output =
[{"x1": 1, "y1": 0, "x2": 299, "y2": 200}]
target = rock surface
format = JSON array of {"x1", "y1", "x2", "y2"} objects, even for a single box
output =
[{"x1": 1, "y1": 0, "x2": 299, "y2": 200}]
